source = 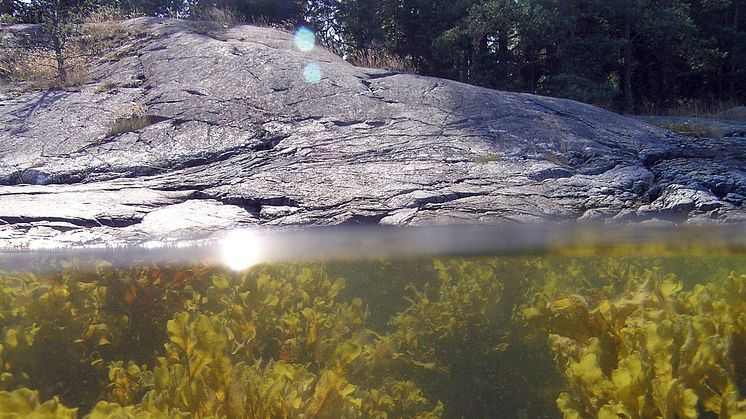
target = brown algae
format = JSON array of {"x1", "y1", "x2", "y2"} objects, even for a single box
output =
[{"x1": 0, "y1": 250, "x2": 744, "y2": 417}]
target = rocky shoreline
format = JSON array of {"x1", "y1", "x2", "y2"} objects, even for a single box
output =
[{"x1": 1, "y1": 18, "x2": 744, "y2": 248}]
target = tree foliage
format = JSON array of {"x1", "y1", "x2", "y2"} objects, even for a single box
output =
[
  {"x1": 5, "y1": 0, "x2": 746, "y2": 112},
  {"x1": 307, "y1": 0, "x2": 746, "y2": 113},
  {"x1": 30, "y1": 0, "x2": 93, "y2": 83}
]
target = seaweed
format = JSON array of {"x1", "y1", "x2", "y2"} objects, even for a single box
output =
[
  {"x1": 0, "y1": 254, "x2": 744, "y2": 417},
  {"x1": 525, "y1": 269, "x2": 746, "y2": 418},
  {"x1": 388, "y1": 258, "x2": 563, "y2": 417},
  {"x1": 0, "y1": 388, "x2": 77, "y2": 418}
]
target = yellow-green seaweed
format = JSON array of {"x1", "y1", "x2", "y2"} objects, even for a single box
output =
[
  {"x1": 525, "y1": 270, "x2": 746, "y2": 418},
  {"x1": 0, "y1": 253, "x2": 744, "y2": 417}
]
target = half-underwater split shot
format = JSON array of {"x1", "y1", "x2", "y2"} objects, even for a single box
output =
[{"x1": 2, "y1": 0, "x2": 746, "y2": 417}]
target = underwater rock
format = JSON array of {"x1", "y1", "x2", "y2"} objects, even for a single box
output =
[{"x1": 1, "y1": 18, "x2": 745, "y2": 247}]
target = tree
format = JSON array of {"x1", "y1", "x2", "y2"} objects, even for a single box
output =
[
  {"x1": 688, "y1": 0, "x2": 746, "y2": 102},
  {"x1": 622, "y1": 0, "x2": 634, "y2": 113},
  {"x1": 27, "y1": 0, "x2": 91, "y2": 84},
  {"x1": 463, "y1": 0, "x2": 520, "y2": 88},
  {"x1": 305, "y1": 0, "x2": 746, "y2": 112},
  {"x1": 629, "y1": 1, "x2": 705, "y2": 111},
  {"x1": 304, "y1": 0, "x2": 385, "y2": 55}
]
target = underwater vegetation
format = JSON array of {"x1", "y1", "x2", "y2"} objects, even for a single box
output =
[
  {"x1": 525, "y1": 269, "x2": 746, "y2": 418},
  {"x1": 0, "y1": 253, "x2": 744, "y2": 418}
]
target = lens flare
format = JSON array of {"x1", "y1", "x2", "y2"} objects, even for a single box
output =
[
  {"x1": 221, "y1": 229, "x2": 264, "y2": 271},
  {"x1": 303, "y1": 63, "x2": 322, "y2": 84},
  {"x1": 294, "y1": 27, "x2": 316, "y2": 52}
]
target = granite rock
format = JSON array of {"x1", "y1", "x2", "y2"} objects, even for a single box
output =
[{"x1": 1, "y1": 18, "x2": 744, "y2": 247}]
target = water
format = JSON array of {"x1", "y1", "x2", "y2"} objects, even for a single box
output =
[{"x1": 1, "y1": 225, "x2": 745, "y2": 418}]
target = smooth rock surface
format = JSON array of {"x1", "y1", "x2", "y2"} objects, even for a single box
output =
[{"x1": 1, "y1": 18, "x2": 745, "y2": 248}]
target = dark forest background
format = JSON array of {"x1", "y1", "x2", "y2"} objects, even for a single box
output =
[{"x1": 2, "y1": 0, "x2": 745, "y2": 114}]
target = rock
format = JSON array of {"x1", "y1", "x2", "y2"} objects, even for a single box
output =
[
  {"x1": 637, "y1": 186, "x2": 723, "y2": 219},
  {"x1": 380, "y1": 208, "x2": 419, "y2": 225},
  {"x1": 639, "y1": 218, "x2": 676, "y2": 228},
  {"x1": 1, "y1": 17, "x2": 745, "y2": 248},
  {"x1": 259, "y1": 205, "x2": 300, "y2": 219},
  {"x1": 134, "y1": 200, "x2": 257, "y2": 237},
  {"x1": 724, "y1": 193, "x2": 744, "y2": 206}
]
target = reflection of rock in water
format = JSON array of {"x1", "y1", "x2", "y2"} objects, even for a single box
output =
[{"x1": 1, "y1": 18, "x2": 745, "y2": 248}]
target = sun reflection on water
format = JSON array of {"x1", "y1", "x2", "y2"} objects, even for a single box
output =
[{"x1": 221, "y1": 229, "x2": 264, "y2": 271}]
